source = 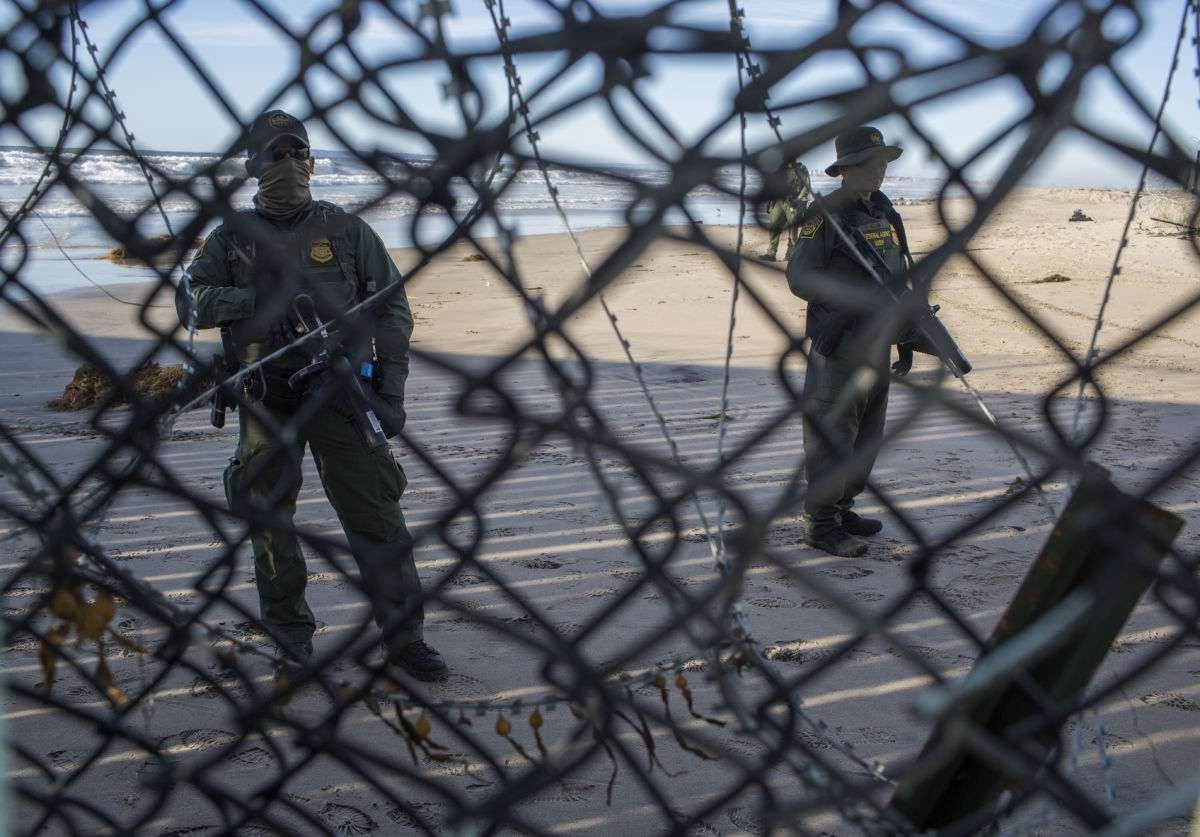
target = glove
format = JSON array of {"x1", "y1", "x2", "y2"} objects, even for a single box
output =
[
  {"x1": 378, "y1": 394, "x2": 406, "y2": 437},
  {"x1": 892, "y1": 342, "x2": 915, "y2": 377},
  {"x1": 253, "y1": 294, "x2": 303, "y2": 346},
  {"x1": 273, "y1": 312, "x2": 303, "y2": 346}
]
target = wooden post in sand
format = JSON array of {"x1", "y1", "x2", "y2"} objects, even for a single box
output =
[{"x1": 889, "y1": 466, "x2": 1183, "y2": 833}]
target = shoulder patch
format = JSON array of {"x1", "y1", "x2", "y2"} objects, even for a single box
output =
[
  {"x1": 194, "y1": 231, "x2": 214, "y2": 261},
  {"x1": 798, "y1": 214, "x2": 824, "y2": 240}
]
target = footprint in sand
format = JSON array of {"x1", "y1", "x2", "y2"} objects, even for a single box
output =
[
  {"x1": 726, "y1": 805, "x2": 766, "y2": 834},
  {"x1": 1142, "y1": 691, "x2": 1200, "y2": 712},
  {"x1": 386, "y1": 801, "x2": 446, "y2": 831},
  {"x1": 819, "y1": 565, "x2": 874, "y2": 579},
  {"x1": 519, "y1": 556, "x2": 563, "y2": 569},
  {"x1": 746, "y1": 595, "x2": 799, "y2": 609},
  {"x1": 318, "y1": 801, "x2": 376, "y2": 835},
  {"x1": 228, "y1": 745, "x2": 274, "y2": 766}
]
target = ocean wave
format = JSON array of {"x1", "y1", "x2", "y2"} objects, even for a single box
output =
[
  {"x1": 2, "y1": 146, "x2": 943, "y2": 204},
  {"x1": 3, "y1": 144, "x2": 950, "y2": 262}
]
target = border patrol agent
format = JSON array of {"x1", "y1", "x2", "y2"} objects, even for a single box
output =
[
  {"x1": 760, "y1": 159, "x2": 810, "y2": 262},
  {"x1": 177, "y1": 110, "x2": 447, "y2": 680},
  {"x1": 785, "y1": 126, "x2": 910, "y2": 558}
]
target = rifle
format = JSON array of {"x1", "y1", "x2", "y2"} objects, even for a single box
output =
[
  {"x1": 287, "y1": 294, "x2": 389, "y2": 452},
  {"x1": 209, "y1": 326, "x2": 240, "y2": 428},
  {"x1": 847, "y1": 225, "x2": 972, "y2": 377}
]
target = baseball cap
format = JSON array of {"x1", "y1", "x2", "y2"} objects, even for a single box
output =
[
  {"x1": 824, "y1": 126, "x2": 902, "y2": 177},
  {"x1": 246, "y1": 110, "x2": 309, "y2": 159}
]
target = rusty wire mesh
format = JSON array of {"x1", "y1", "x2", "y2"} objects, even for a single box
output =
[{"x1": 3, "y1": 1, "x2": 1200, "y2": 835}]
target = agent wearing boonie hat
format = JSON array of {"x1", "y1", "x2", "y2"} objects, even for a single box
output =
[
  {"x1": 823, "y1": 126, "x2": 903, "y2": 177},
  {"x1": 785, "y1": 125, "x2": 912, "y2": 560}
]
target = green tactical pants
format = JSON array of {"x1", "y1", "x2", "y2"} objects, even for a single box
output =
[
  {"x1": 224, "y1": 400, "x2": 423, "y2": 650},
  {"x1": 801, "y1": 339, "x2": 891, "y2": 535},
  {"x1": 765, "y1": 200, "x2": 798, "y2": 259}
]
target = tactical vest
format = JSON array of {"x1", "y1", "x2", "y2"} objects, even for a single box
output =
[
  {"x1": 797, "y1": 192, "x2": 914, "y2": 356},
  {"x1": 838, "y1": 203, "x2": 911, "y2": 276},
  {"x1": 219, "y1": 201, "x2": 381, "y2": 368},
  {"x1": 220, "y1": 200, "x2": 377, "y2": 318}
]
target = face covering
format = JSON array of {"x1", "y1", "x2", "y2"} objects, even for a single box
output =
[{"x1": 253, "y1": 156, "x2": 312, "y2": 219}]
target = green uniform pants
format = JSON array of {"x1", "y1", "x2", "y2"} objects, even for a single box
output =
[
  {"x1": 765, "y1": 200, "x2": 799, "y2": 259},
  {"x1": 801, "y1": 340, "x2": 890, "y2": 535},
  {"x1": 224, "y1": 400, "x2": 423, "y2": 649}
]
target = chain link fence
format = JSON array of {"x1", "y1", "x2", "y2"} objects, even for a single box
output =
[{"x1": 3, "y1": 1, "x2": 1200, "y2": 835}]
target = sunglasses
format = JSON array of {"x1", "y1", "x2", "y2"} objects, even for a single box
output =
[{"x1": 259, "y1": 146, "x2": 311, "y2": 162}]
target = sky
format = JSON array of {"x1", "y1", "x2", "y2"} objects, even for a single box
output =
[{"x1": 1, "y1": 0, "x2": 1196, "y2": 188}]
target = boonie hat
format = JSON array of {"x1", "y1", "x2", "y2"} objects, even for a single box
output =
[
  {"x1": 246, "y1": 110, "x2": 309, "y2": 159},
  {"x1": 824, "y1": 126, "x2": 902, "y2": 177}
]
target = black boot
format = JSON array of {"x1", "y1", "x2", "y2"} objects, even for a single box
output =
[
  {"x1": 841, "y1": 511, "x2": 883, "y2": 537},
  {"x1": 273, "y1": 639, "x2": 313, "y2": 686},
  {"x1": 385, "y1": 640, "x2": 448, "y2": 681},
  {"x1": 804, "y1": 527, "x2": 867, "y2": 558}
]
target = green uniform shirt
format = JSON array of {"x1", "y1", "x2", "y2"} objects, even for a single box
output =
[
  {"x1": 178, "y1": 200, "x2": 414, "y2": 398},
  {"x1": 786, "y1": 187, "x2": 908, "y2": 354}
]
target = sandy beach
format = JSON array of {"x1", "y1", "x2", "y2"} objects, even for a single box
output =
[{"x1": 3, "y1": 186, "x2": 1200, "y2": 835}]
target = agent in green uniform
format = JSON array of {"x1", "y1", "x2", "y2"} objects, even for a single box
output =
[
  {"x1": 177, "y1": 110, "x2": 446, "y2": 680},
  {"x1": 785, "y1": 126, "x2": 911, "y2": 558},
  {"x1": 760, "y1": 159, "x2": 810, "y2": 262}
]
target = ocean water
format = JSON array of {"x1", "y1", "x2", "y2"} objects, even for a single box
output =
[{"x1": 0, "y1": 147, "x2": 944, "y2": 296}]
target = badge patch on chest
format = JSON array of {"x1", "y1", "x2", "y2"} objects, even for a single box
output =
[
  {"x1": 798, "y1": 214, "x2": 824, "y2": 239},
  {"x1": 309, "y1": 237, "x2": 334, "y2": 264}
]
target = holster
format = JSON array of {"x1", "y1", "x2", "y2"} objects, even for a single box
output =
[
  {"x1": 807, "y1": 303, "x2": 857, "y2": 356},
  {"x1": 246, "y1": 365, "x2": 306, "y2": 414}
]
